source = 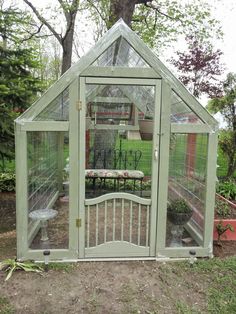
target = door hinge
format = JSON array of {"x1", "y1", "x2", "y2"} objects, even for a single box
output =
[
  {"x1": 76, "y1": 218, "x2": 82, "y2": 228},
  {"x1": 76, "y1": 100, "x2": 82, "y2": 111}
]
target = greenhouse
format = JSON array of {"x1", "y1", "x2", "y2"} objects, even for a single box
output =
[{"x1": 15, "y1": 19, "x2": 218, "y2": 261}]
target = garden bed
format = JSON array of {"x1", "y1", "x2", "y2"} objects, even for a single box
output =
[{"x1": 213, "y1": 193, "x2": 236, "y2": 241}]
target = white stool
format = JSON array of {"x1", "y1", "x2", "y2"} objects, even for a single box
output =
[{"x1": 29, "y1": 209, "x2": 58, "y2": 241}]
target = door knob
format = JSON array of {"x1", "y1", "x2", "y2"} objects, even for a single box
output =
[{"x1": 154, "y1": 148, "x2": 158, "y2": 160}]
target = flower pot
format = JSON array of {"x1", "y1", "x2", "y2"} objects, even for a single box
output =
[
  {"x1": 138, "y1": 119, "x2": 153, "y2": 140},
  {"x1": 167, "y1": 211, "x2": 193, "y2": 225}
]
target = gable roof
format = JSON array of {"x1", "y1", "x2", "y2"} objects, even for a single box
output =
[{"x1": 16, "y1": 19, "x2": 218, "y2": 128}]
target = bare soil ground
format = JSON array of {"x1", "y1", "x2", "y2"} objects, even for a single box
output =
[{"x1": 0, "y1": 193, "x2": 236, "y2": 314}]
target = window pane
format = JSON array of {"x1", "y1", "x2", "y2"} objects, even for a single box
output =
[
  {"x1": 92, "y1": 37, "x2": 150, "y2": 68},
  {"x1": 171, "y1": 91, "x2": 203, "y2": 124},
  {"x1": 35, "y1": 88, "x2": 69, "y2": 121},
  {"x1": 166, "y1": 133, "x2": 208, "y2": 247},
  {"x1": 27, "y1": 131, "x2": 69, "y2": 250}
]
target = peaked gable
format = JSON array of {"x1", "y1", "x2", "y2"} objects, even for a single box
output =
[{"x1": 16, "y1": 19, "x2": 217, "y2": 128}]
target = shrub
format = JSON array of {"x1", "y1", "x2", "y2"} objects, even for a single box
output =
[
  {"x1": 0, "y1": 172, "x2": 15, "y2": 192},
  {"x1": 217, "y1": 180, "x2": 236, "y2": 200},
  {"x1": 167, "y1": 199, "x2": 192, "y2": 214},
  {"x1": 215, "y1": 199, "x2": 232, "y2": 218},
  {"x1": 216, "y1": 221, "x2": 234, "y2": 245}
]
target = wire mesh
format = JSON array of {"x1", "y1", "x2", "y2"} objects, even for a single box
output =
[
  {"x1": 27, "y1": 132, "x2": 59, "y2": 213},
  {"x1": 166, "y1": 133, "x2": 208, "y2": 246},
  {"x1": 28, "y1": 131, "x2": 69, "y2": 250}
]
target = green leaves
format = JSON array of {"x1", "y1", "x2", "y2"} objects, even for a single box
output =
[
  {"x1": 0, "y1": 172, "x2": 15, "y2": 192},
  {"x1": 207, "y1": 73, "x2": 236, "y2": 178},
  {"x1": 0, "y1": 259, "x2": 43, "y2": 281},
  {"x1": 217, "y1": 180, "x2": 236, "y2": 200}
]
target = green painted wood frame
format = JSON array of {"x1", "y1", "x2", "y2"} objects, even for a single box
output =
[{"x1": 78, "y1": 76, "x2": 162, "y2": 258}]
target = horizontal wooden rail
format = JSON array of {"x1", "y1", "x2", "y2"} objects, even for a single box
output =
[{"x1": 85, "y1": 192, "x2": 151, "y2": 206}]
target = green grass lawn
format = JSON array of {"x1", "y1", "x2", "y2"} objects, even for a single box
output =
[
  {"x1": 1, "y1": 134, "x2": 235, "y2": 179},
  {"x1": 116, "y1": 138, "x2": 152, "y2": 176}
]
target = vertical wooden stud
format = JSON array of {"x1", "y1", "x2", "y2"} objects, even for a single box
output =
[
  {"x1": 69, "y1": 78, "x2": 80, "y2": 257},
  {"x1": 155, "y1": 80, "x2": 171, "y2": 255},
  {"x1": 203, "y1": 132, "x2": 218, "y2": 254},
  {"x1": 149, "y1": 79, "x2": 162, "y2": 256},
  {"x1": 15, "y1": 123, "x2": 28, "y2": 259},
  {"x1": 78, "y1": 76, "x2": 86, "y2": 258}
]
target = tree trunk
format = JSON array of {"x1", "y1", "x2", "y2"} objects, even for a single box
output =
[
  {"x1": 108, "y1": 0, "x2": 137, "y2": 27},
  {"x1": 61, "y1": 27, "x2": 75, "y2": 74},
  {"x1": 61, "y1": 6, "x2": 77, "y2": 75},
  {"x1": 227, "y1": 154, "x2": 236, "y2": 178}
]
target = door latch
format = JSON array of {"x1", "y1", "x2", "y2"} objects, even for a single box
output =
[
  {"x1": 154, "y1": 148, "x2": 158, "y2": 160},
  {"x1": 76, "y1": 100, "x2": 82, "y2": 111},
  {"x1": 76, "y1": 218, "x2": 81, "y2": 228}
]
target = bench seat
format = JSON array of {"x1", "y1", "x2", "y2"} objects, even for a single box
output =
[{"x1": 85, "y1": 169, "x2": 144, "y2": 179}]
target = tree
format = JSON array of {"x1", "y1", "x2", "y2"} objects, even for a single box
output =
[
  {"x1": 207, "y1": 73, "x2": 236, "y2": 177},
  {"x1": 170, "y1": 36, "x2": 224, "y2": 98},
  {"x1": 0, "y1": 7, "x2": 44, "y2": 111},
  {"x1": 0, "y1": 105, "x2": 16, "y2": 171},
  {"x1": 0, "y1": 6, "x2": 43, "y2": 168},
  {"x1": 23, "y1": 0, "x2": 81, "y2": 75},
  {"x1": 23, "y1": 0, "x2": 223, "y2": 75},
  {"x1": 87, "y1": 0, "x2": 223, "y2": 49}
]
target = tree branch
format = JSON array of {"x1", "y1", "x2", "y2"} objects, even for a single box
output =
[
  {"x1": 21, "y1": 23, "x2": 44, "y2": 42},
  {"x1": 57, "y1": 0, "x2": 80, "y2": 43},
  {"x1": 23, "y1": 0, "x2": 62, "y2": 44},
  {"x1": 145, "y1": 1, "x2": 176, "y2": 21},
  {"x1": 86, "y1": 0, "x2": 108, "y2": 28}
]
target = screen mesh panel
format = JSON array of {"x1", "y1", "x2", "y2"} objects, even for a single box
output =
[
  {"x1": 28, "y1": 131, "x2": 69, "y2": 250},
  {"x1": 27, "y1": 132, "x2": 59, "y2": 212},
  {"x1": 166, "y1": 133, "x2": 208, "y2": 247}
]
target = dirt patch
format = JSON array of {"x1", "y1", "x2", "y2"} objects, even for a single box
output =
[
  {"x1": 213, "y1": 240, "x2": 236, "y2": 258},
  {"x1": 0, "y1": 261, "x2": 213, "y2": 314}
]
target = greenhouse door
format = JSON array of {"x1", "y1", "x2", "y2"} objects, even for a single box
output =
[{"x1": 78, "y1": 77, "x2": 161, "y2": 258}]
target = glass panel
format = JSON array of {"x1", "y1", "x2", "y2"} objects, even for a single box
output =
[
  {"x1": 27, "y1": 131, "x2": 69, "y2": 249},
  {"x1": 35, "y1": 88, "x2": 69, "y2": 121},
  {"x1": 92, "y1": 37, "x2": 150, "y2": 67},
  {"x1": 86, "y1": 84, "x2": 155, "y2": 124},
  {"x1": 171, "y1": 91, "x2": 203, "y2": 124},
  {"x1": 85, "y1": 84, "x2": 155, "y2": 199},
  {"x1": 166, "y1": 133, "x2": 208, "y2": 247}
]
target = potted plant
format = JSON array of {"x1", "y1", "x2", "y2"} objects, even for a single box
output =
[
  {"x1": 167, "y1": 199, "x2": 193, "y2": 225},
  {"x1": 138, "y1": 104, "x2": 153, "y2": 140}
]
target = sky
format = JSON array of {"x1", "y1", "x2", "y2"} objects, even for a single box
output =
[{"x1": 213, "y1": 0, "x2": 236, "y2": 74}]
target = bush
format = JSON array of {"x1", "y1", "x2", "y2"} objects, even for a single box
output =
[
  {"x1": 167, "y1": 199, "x2": 192, "y2": 214},
  {"x1": 217, "y1": 180, "x2": 236, "y2": 200},
  {"x1": 215, "y1": 199, "x2": 232, "y2": 218},
  {"x1": 0, "y1": 172, "x2": 15, "y2": 192}
]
